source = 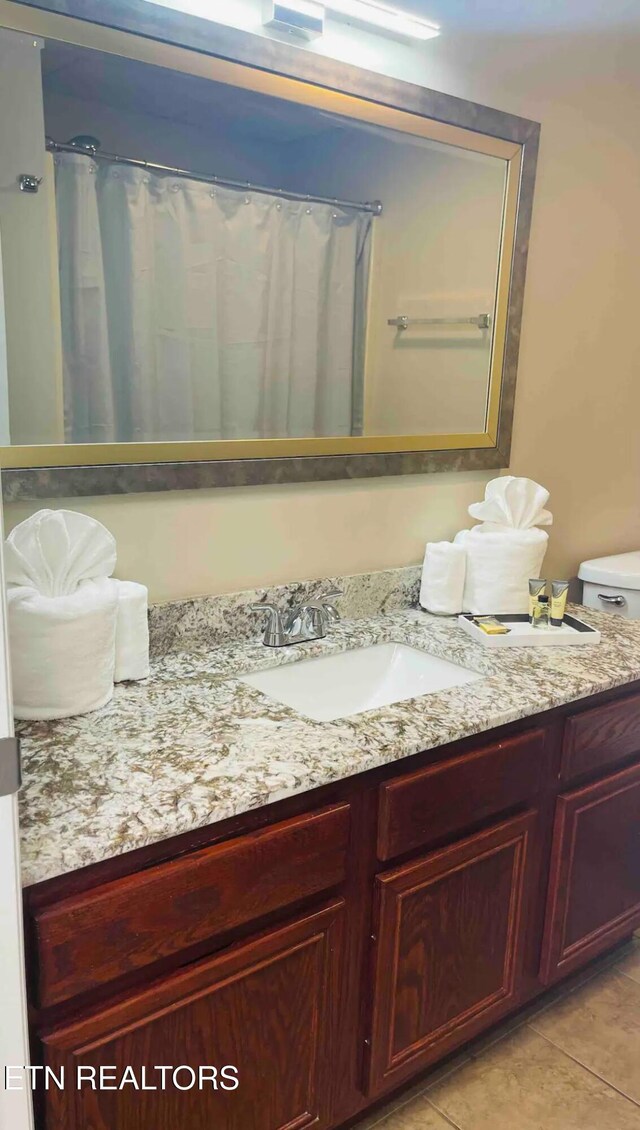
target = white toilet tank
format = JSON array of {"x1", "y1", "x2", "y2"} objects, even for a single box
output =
[{"x1": 579, "y1": 551, "x2": 640, "y2": 619}]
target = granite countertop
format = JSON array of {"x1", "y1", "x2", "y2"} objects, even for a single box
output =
[{"x1": 17, "y1": 603, "x2": 640, "y2": 888}]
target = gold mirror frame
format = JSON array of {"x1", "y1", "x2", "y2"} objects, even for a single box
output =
[{"x1": 0, "y1": 0, "x2": 540, "y2": 497}]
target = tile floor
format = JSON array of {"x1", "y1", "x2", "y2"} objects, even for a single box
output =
[{"x1": 354, "y1": 936, "x2": 640, "y2": 1129}]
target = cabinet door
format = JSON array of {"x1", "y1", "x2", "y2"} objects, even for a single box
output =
[
  {"x1": 540, "y1": 761, "x2": 640, "y2": 985},
  {"x1": 42, "y1": 900, "x2": 344, "y2": 1130},
  {"x1": 368, "y1": 811, "x2": 536, "y2": 1094}
]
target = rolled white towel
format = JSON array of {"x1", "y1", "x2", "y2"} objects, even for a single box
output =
[
  {"x1": 8, "y1": 578, "x2": 119, "y2": 720},
  {"x1": 420, "y1": 541, "x2": 467, "y2": 615},
  {"x1": 114, "y1": 580, "x2": 150, "y2": 683},
  {"x1": 454, "y1": 527, "x2": 548, "y2": 615}
]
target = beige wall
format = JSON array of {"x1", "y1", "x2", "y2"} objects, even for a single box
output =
[
  {"x1": 4, "y1": 22, "x2": 640, "y2": 601},
  {"x1": 5, "y1": 471, "x2": 490, "y2": 601}
]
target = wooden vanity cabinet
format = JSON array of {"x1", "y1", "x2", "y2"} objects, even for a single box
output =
[{"x1": 25, "y1": 684, "x2": 640, "y2": 1130}]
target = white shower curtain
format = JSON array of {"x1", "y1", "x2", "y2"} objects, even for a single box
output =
[{"x1": 55, "y1": 151, "x2": 371, "y2": 443}]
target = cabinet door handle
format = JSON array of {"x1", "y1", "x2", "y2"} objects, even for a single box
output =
[{"x1": 598, "y1": 593, "x2": 626, "y2": 606}]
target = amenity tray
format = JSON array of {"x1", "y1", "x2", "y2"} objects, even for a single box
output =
[{"x1": 458, "y1": 613, "x2": 601, "y2": 648}]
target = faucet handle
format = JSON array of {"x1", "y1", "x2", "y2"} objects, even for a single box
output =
[
  {"x1": 249, "y1": 602, "x2": 287, "y2": 647},
  {"x1": 318, "y1": 588, "x2": 342, "y2": 622},
  {"x1": 294, "y1": 589, "x2": 343, "y2": 636}
]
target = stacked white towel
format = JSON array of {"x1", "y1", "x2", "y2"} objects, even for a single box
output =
[
  {"x1": 420, "y1": 541, "x2": 467, "y2": 615},
  {"x1": 417, "y1": 477, "x2": 553, "y2": 619},
  {"x1": 5, "y1": 509, "x2": 149, "y2": 720},
  {"x1": 457, "y1": 477, "x2": 552, "y2": 615}
]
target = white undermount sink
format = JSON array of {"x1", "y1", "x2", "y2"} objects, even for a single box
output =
[{"x1": 240, "y1": 642, "x2": 482, "y2": 722}]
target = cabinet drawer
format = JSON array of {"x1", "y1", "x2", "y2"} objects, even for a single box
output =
[
  {"x1": 378, "y1": 729, "x2": 546, "y2": 861},
  {"x1": 561, "y1": 692, "x2": 640, "y2": 782},
  {"x1": 33, "y1": 803, "x2": 350, "y2": 1008}
]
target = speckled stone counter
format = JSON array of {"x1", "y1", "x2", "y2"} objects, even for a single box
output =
[{"x1": 17, "y1": 597, "x2": 640, "y2": 888}]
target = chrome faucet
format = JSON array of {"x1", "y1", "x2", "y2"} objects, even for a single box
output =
[{"x1": 251, "y1": 590, "x2": 342, "y2": 647}]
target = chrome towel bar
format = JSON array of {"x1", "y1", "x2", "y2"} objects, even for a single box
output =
[{"x1": 388, "y1": 314, "x2": 491, "y2": 330}]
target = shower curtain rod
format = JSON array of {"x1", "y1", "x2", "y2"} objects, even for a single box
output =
[{"x1": 46, "y1": 139, "x2": 383, "y2": 216}]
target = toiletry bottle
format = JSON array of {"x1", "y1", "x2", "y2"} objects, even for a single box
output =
[
  {"x1": 550, "y1": 580, "x2": 569, "y2": 627},
  {"x1": 532, "y1": 594, "x2": 549, "y2": 629},
  {"x1": 528, "y1": 579, "x2": 546, "y2": 624}
]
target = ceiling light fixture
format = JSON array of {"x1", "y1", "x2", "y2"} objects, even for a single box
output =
[
  {"x1": 327, "y1": 0, "x2": 440, "y2": 41},
  {"x1": 262, "y1": 0, "x2": 326, "y2": 39},
  {"x1": 143, "y1": 0, "x2": 440, "y2": 44}
]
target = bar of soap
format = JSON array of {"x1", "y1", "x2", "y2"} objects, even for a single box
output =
[{"x1": 473, "y1": 616, "x2": 511, "y2": 635}]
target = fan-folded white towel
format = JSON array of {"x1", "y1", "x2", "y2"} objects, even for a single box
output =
[
  {"x1": 468, "y1": 476, "x2": 553, "y2": 530},
  {"x1": 5, "y1": 508, "x2": 116, "y2": 595},
  {"x1": 454, "y1": 527, "x2": 548, "y2": 615},
  {"x1": 114, "y1": 580, "x2": 150, "y2": 683},
  {"x1": 420, "y1": 542, "x2": 467, "y2": 615},
  {"x1": 8, "y1": 578, "x2": 119, "y2": 720}
]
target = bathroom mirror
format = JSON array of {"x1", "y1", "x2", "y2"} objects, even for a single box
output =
[{"x1": 0, "y1": 0, "x2": 539, "y2": 495}]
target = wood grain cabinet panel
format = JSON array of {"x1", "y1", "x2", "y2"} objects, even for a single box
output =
[
  {"x1": 368, "y1": 811, "x2": 536, "y2": 1094},
  {"x1": 42, "y1": 900, "x2": 344, "y2": 1130},
  {"x1": 378, "y1": 729, "x2": 546, "y2": 861},
  {"x1": 34, "y1": 803, "x2": 350, "y2": 1008},
  {"x1": 540, "y1": 761, "x2": 640, "y2": 984},
  {"x1": 561, "y1": 693, "x2": 640, "y2": 782}
]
